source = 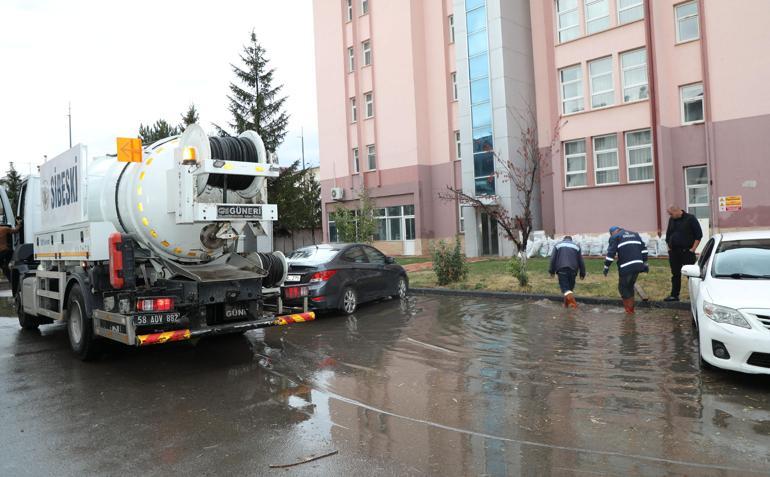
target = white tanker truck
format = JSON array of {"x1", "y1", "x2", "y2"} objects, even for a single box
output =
[{"x1": 9, "y1": 125, "x2": 314, "y2": 359}]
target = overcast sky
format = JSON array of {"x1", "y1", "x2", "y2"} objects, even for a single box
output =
[{"x1": 0, "y1": 0, "x2": 319, "y2": 177}]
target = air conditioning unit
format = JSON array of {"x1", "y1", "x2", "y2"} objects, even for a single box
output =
[{"x1": 331, "y1": 187, "x2": 345, "y2": 201}]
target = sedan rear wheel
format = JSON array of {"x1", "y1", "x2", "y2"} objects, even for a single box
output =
[{"x1": 341, "y1": 287, "x2": 357, "y2": 315}]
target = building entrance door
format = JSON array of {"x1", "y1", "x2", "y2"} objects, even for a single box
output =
[
  {"x1": 480, "y1": 212, "x2": 499, "y2": 256},
  {"x1": 402, "y1": 207, "x2": 416, "y2": 256}
]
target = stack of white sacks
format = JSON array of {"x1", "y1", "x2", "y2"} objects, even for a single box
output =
[{"x1": 526, "y1": 231, "x2": 669, "y2": 258}]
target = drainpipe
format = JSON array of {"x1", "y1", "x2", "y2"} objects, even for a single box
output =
[
  {"x1": 697, "y1": 0, "x2": 716, "y2": 232},
  {"x1": 643, "y1": 0, "x2": 663, "y2": 235}
]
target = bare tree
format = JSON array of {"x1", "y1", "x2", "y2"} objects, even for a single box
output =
[{"x1": 441, "y1": 109, "x2": 563, "y2": 258}]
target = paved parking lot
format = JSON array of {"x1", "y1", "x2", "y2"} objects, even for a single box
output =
[{"x1": 1, "y1": 295, "x2": 769, "y2": 476}]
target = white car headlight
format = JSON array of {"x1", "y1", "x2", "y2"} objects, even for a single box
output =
[{"x1": 703, "y1": 302, "x2": 751, "y2": 329}]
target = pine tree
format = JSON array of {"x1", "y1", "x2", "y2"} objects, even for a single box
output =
[
  {"x1": 180, "y1": 103, "x2": 199, "y2": 127},
  {"x1": 222, "y1": 31, "x2": 289, "y2": 152},
  {"x1": 138, "y1": 119, "x2": 182, "y2": 145},
  {"x1": 1, "y1": 162, "x2": 23, "y2": 213}
]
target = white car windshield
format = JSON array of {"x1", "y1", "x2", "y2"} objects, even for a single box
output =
[{"x1": 712, "y1": 239, "x2": 770, "y2": 279}]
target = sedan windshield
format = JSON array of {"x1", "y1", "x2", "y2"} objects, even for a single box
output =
[
  {"x1": 712, "y1": 239, "x2": 770, "y2": 279},
  {"x1": 286, "y1": 247, "x2": 339, "y2": 265}
]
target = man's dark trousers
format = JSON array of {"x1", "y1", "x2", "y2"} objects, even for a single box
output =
[
  {"x1": 557, "y1": 269, "x2": 577, "y2": 294},
  {"x1": 669, "y1": 248, "x2": 696, "y2": 298}
]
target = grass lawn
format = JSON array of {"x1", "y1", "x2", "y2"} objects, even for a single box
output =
[
  {"x1": 408, "y1": 257, "x2": 688, "y2": 302},
  {"x1": 396, "y1": 256, "x2": 431, "y2": 266}
]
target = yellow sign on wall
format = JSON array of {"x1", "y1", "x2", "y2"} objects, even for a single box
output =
[
  {"x1": 117, "y1": 137, "x2": 143, "y2": 163},
  {"x1": 718, "y1": 195, "x2": 742, "y2": 212}
]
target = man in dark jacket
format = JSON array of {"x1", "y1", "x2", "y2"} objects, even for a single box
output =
[
  {"x1": 603, "y1": 226, "x2": 648, "y2": 314},
  {"x1": 664, "y1": 205, "x2": 703, "y2": 302},
  {"x1": 549, "y1": 236, "x2": 586, "y2": 308}
]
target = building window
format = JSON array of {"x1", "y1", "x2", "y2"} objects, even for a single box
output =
[
  {"x1": 621, "y1": 48, "x2": 648, "y2": 102},
  {"x1": 374, "y1": 205, "x2": 415, "y2": 241},
  {"x1": 625, "y1": 129, "x2": 653, "y2": 182},
  {"x1": 362, "y1": 40, "x2": 372, "y2": 66},
  {"x1": 589, "y1": 56, "x2": 614, "y2": 108},
  {"x1": 352, "y1": 147, "x2": 360, "y2": 173},
  {"x1": 556, "y1": 0, "x2": 580, "y2": 42},
  {"x1": 466, "y1": 1, "x2": 494, "y2": 196},
  {"x1": 449, "y1": 14, "x2": 455, "y2": 43},
  {"x1": 347, "y1": 47, "x2": 355, "y2": 72},
  {"x1": 328, "y1": 213, "x2": 339, "y2": 242},
  {"x1": 585, "y1": 0, "x2": 610, "y2": 34},
  {"x1": 685, "y1": 165, "x2": 710, "y2": 219},
  {"x1": 451, "y1": 72, "x2": 458, "y2": 100},
  {"x1": 364, "y1": 92, "x2": 374, "y2": 118},
  {"x1": 367, "y1": 144, "x2": 376, "y2": 170},
  {"x1": 593, "y1": 134, "x2": 619, "y2": 185},
  {"x1": 350, "y1": 97, "x2": 357, "y2": 122},
  {"x1": 675, "y1": 1, "x2": 699, "y2": 43},
  {"x1": 560, "y1": 64, "x2": 584, "y2": 114},
  {"x1": 564, "y1": 139, "x2": 587, "y2": 188},
  {"x1": 455, "y1": 130, "x2": 461, "y2": 159},
  {"x1": 458, "y1": 201, "x2": 465, "y2": 234},
  {"x1": 346, "y1": 0, "x2": 353, "y2": 22},
  {"x1": 680, "y1": 83, "x2": 704, "y2": 124},
  {"x1": 361, "y1": 0, "x2": 369, "y2": 16},
  {"x1": 618, "y1": 0, "x2": 644, "y2": 24}
]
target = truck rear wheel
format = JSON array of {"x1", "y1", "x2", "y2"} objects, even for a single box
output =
[
  {"x1": 16, "y1": 294, "x2": 39, "y2": 331},
  {"x1": 67, "y1": 285, "x2": 99, "y2": 360}
]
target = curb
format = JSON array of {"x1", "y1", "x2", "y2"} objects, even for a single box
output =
[{"x1": 410, "y1": 287, "x2": 691, "y2": 310}]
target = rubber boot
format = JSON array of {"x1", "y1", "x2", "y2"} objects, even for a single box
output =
[
  {"x1": 623, "y1": 298, "x2": 635, "y2": 314},
  {"x1": 563, "y1": 293, "x2": 570, "y2": 307},
  {"x1": 565, "y1": 292, "x2": 578, "y2": 309}
]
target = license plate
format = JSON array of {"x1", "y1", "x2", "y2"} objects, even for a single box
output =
[
  {"x1": 285, "y1": 274, "x2": 301, "y2": 282},
  {"x1": 135, "y1": 313, "x2": 181, "y2": 326},
  {"x1": 224, "y1": 303, "x2": 250, "y2": 320}
]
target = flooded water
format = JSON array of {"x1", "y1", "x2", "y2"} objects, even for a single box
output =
[
  {"x1": 256, "y1": 295, "x2": 770, "y2": 476},
  {"x1": 1, "y1": 295, "x2": 769, "y2": 476}
]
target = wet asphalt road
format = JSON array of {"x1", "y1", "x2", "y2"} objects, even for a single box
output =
[{"x1": 1, "y1": 295, "x2": 770, "y2": 476}]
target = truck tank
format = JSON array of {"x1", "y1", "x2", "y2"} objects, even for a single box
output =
[{"x1": 82, "y1": 125, "x2": 271, "y2": 263}]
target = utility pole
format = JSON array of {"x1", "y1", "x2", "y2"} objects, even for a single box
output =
[
  {"x1": 298, "y1": 127, "x2": 306, "y2": 170},
  {"x1": 67, "y1": 102, "x2": 72, "y2": 148}
]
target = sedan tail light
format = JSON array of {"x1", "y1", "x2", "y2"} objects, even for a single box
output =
[
  {"x1": 137, "y1": 297, "x2": 175, "y2": 312},
  {"x1": 310, "y1": 270, "x2": 337, "y2": 282}
]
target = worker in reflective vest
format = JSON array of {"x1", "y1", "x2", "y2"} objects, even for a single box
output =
[{"x1": 603, "y1": 226, "x2": 648, "y2": 314}]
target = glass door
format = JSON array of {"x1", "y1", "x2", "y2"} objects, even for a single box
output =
[{"x1": 480, "y1": 212, "x2": 499, "y2": 256}]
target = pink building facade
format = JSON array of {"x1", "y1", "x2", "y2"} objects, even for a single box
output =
[
  {"x1": 532, "y1": 0, "x2": 770, "y2": 237},
  {"x1": 313, "y1": 0, "x2": 462, "y2": 255}
]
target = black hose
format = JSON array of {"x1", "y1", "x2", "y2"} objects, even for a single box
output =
[
  {"x1": 256, "y1": 252, "x2": 285, "y2": 288},
  {"x1": 207, "y1": 136, "x2": 260, "y2": 190}
]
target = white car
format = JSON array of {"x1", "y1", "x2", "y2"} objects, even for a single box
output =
[{"x1": 682, "y1": 231, "x2": 770, "y2": 374}]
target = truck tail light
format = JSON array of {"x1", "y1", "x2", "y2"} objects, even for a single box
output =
[
  {"x1": 283, "y1": 286, "x2": 309, "y2": 299},
  {"x1": 309, "y1": 270, "x2": 337, "y2": 283},
  {"x1": 137, "y1": 297, "x2": 175, "y2": 312},
  {"x1": 108, "y1": 233, "x2": 124, "y2": 289}
]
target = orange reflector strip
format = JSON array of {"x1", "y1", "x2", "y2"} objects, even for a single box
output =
[
  {"x1": 137, "y1": 329, "x2": 191, "y2": 346},
  {"x1": 274, "y1": 312, "x2": 316, "y2": 326}
]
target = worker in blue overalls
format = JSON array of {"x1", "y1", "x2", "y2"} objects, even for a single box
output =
[
  {"x1": 603, "y1": 226, "x2": 648, "y2": 314},
  {"x1": 549, "y1": 236, "x2": 586, "y2": 308}
]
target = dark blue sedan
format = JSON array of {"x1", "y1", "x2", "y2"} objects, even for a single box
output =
[{"x1": 283, "y1": 244, "x2": 408, "y2": 314}]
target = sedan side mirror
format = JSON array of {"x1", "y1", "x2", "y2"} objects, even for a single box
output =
[
  {"x1": 385, "y1": 256, "x2": 396, "y2": 264},
  {"x1": 681, "y1": 264, "x2": 701, "y2": 278}
]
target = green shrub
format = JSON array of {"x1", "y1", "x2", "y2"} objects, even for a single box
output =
[
  {"x1": 508, "y1": 256, "x2": 529, "y2": 287},
  {"x1": 430, "y1": 236, "x2": 468, "y2": 286}
]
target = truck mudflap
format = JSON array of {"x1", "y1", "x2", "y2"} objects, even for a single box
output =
[{"x1": 94, "y1": 310, "x2": 316, "y2": 347}]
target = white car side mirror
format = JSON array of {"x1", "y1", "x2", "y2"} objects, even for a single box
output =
[{"x1": 681, "y1": 264, "x2": 701, "y2": 278}]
